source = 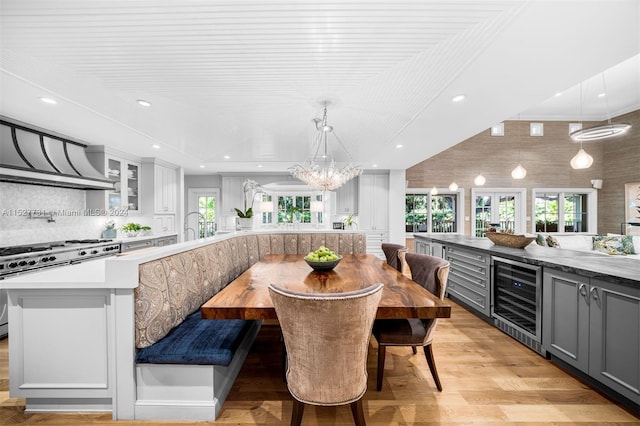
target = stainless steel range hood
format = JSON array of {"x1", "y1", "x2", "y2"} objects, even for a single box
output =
[{"x1": 0, "y1": 118, "x2": 113, "y2": 190}]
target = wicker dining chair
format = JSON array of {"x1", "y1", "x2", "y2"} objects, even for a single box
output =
[
  {"x1": 269, "y1": 283, "x2": 384, "y2": 426},
  {"x1": 381, "y1": 243, "x2": 408, "y2": 273},
  {"x1": 372, "y1": 252, "x2": 450, "y2": 391}
]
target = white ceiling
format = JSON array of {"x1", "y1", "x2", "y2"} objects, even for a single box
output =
[{"x1": 1, "y1": 0, "x2": 638, "y2": 175}]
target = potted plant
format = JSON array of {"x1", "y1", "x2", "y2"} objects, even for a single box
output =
[
  {"x1": 234, "y1": 179, "x2": 263, "y2": 230},
  {"x1": 120, "y1": 222, "x2": 150, "y2": 237},
  {"x1": 343, "y1": 214, "x2": 357, "y2": 230}
]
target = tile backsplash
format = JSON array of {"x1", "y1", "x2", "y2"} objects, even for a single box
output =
[{"x1": 0, "y1": 182, "x2": 126, "y2": 246}]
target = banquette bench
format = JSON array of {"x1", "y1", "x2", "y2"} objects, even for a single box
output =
[{"x1": 131, "y1": 231, "x2": 367, "y2": 421}]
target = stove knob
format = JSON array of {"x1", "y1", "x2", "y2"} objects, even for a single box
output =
[
  {"x1": 91, "y1": 250, "x2": 98, "y2": 255},
  {"x1": 28, "y1": 260, "x2": 37, "y2": 265},
  {"x1": 8, "y1": 262, "x2": 18, "y2": 268},
  {"x1": 41, "y1": 257, "x2": 48, "y2": 262},
  {"x1": 18, "y1": 260, "x2": 28, "y2": 266},
  {"x1": 79, "y1": 251, "x2": 87, "y2": 256},
  {"x1": 49, "y1": 256, "x2": 56, "y2": 261}
]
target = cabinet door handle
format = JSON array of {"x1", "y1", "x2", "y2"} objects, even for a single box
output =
[
  {"x1": 589, "y1": 286, "x2": 599, "y2": 301},
  {"x1": 578, "y1": 283, "x2": 587, "y2": 296}
]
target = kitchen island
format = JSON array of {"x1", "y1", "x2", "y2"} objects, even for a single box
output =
[
  {"x1": 414, "y1": 233, "x2": 639, "y2": 410},
  {"x1": 0, "y1": 229, "x2": 369, "y2": 421}
]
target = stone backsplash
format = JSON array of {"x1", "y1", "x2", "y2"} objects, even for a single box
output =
[{"x1": 0, "y1": 182, "x2": 130, "y2": 246}]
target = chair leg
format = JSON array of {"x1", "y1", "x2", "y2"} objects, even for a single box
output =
[
  {"x1": 376, "y1": 344, "x2": 386, "y2": 391},
  {"x1": 350, "y1": 398, "x2": 366, "y2": 426},
  {"x1": 411, "y1": 345, "x2": 417, "y2": 354},
  {"x1": 290, "y1": 399, "x2": 305, "y2": 426},
  {"x1": 423, "y1": 344, "x2": 442, "y2": 391}
]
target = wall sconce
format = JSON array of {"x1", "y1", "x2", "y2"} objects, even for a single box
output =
[{"x1": 591, "y1": 179, "x2": 603, "y2": 189}]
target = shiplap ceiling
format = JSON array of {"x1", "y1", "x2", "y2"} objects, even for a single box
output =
[{"x1": 1, "y1": 0, "x2": 638, "y2": 175}]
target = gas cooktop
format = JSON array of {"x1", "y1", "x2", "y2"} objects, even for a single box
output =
[{"x1": 0, "y1": 239, "x2": 120, "y2": 279}]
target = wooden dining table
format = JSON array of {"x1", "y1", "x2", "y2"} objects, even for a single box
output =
[{"x1": 200, "y1": 254, "x2": 451, "y2": 320}]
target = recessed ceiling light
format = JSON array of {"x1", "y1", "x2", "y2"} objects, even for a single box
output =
[
  {"x1": 223, "y1": 155, "x2": 230, "y2": 160},
  {"x1": 137, "y1": 99, "x2": 151, "y2": 107},
  {"x1": 554, "y1": 92, "x2": 562, "y2": 97},
  {"x1": 257, "y1": 164, "x2": 263, "y2": 168},
  {"x1": 597, "y1": 93, "x2": 606, "y2": 98},
  {"x1": 451, "y1": 94, "x2": 466, "y2": 103},
  {"x1": 395, "y1": 144, "x2": 403, "y2": 149},
  {"x1": 40, "y1": 97, "x2": 57, "y2": 104},
  {"x1": 152, "y1": 144, "x2": 160, "y2": 149},
  {"x1": 199, "y1": 165, "x2": 205, "y2": 168},
  {"x1": 372, "y1": 164, "x2": 378, "y2": 168}
]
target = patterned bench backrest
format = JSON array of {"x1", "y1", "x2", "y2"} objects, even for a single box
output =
[{"x1": 135, "y1": 232, "x2": 366, "y2": 348}]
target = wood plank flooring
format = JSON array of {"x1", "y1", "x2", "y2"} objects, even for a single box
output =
[{"x1": 1, "y1": 299, "x2": 638, "y2": 425}]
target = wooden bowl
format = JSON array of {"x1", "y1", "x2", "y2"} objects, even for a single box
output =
[{"x1": 485, "y1": 232, "x2": 536, "y2": 249}]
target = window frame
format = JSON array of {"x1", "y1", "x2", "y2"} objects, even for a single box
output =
[
  {"x1": 531, "y1": 188, "x2": 597, "y2": 234},
  {"x1": 261, "y1": 191, "x2": 325, "y2": 226},
  {"x1": 405, "y1": 188, "x2": 464, "y2": 234}
]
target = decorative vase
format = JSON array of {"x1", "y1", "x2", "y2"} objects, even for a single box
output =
[
  {"x1": 102, "y1": 227, "x2": 117, "y2": 238},
  {"x1": 237, "y1": 217, "x2": 253, "y2": 230}
]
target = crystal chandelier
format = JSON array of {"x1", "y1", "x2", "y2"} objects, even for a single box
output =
[{"x1": 288, "y1": 104, "x2": 362, "y2": 191}]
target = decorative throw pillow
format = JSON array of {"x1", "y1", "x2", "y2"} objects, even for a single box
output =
[
  {"x1": 546, "y1": 235, "x2": 560, "y2": 248},
  {"x1": 592, "y1": 235, "x2": 635, "y2": 255},
  {"x1": 535, "y1": 234, "x2": 548, "y2": 247}
]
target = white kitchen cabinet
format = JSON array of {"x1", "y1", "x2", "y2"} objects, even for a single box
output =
[
  {"x1": 86, "y1": 147, "x2": 141, "y2": 213},
  {"x1": 334, "y1": 178, "x2": 358, "y2": 215},
  {"x1": 141, "y1": 159, "x2": 177, "y2": 215},
  {"x1": 358, "y1": 173, "x2": 389, "y2": 257},
  {"x1": 358, "y1": 173, "x2": 388, "y2": 231},
  {"x1": 153, "y1": 215, "x2": 176, "y2": 234},
  {"x1": 221, "y1": 176, "x2": 244, "y2": 215}
]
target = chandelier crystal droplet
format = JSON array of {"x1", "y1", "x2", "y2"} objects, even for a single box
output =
[{"x1": 288, "y1": 104, "x2": 362, "y2": 191}]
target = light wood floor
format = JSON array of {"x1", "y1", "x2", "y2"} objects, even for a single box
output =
[{"x1": 1, "y1": 299, "x2": 638, "y2": 425}]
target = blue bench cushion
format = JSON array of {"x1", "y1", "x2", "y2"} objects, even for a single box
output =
[{"x1": 135, "y1": 311, "x2": 255, "y2": 366}]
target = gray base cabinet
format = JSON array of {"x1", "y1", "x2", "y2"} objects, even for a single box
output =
[
  {"x1": 445, "y1": 246, "x2": 490, "y2": 317},
  {"x1": 543, "y1": 269, "x2": 640, "y2": 403},
  {"x1": 415, "y1": 239, "x2": 444, "y2": 258}
]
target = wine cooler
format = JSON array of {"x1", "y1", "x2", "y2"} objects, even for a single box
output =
[{"x1": 491, "y1": 257, "x2": 544, "y2": 356}]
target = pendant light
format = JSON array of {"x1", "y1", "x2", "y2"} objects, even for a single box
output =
[
  {"x1": 474, "y1": 174, "x2": 486, "y2": 186},
  {"x1": 448, "y1": 182, "x2": 458, "y2": 191},
  {"x1": 430, "y1": 186, "x2": 438, "y2": 195},
  {"x1": 511, "y1": 116, "x2": 527, "y2": 179},
  {"x1": 570, "y1": 82, "x2": 593, "y2": 170}
]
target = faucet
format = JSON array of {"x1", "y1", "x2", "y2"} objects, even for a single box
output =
[{"x1": 184, "y1": 211, "x2": 207, "y2": 241}]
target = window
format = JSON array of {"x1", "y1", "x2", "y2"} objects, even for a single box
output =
[
  {"x1": 406, "y1": 192, "x2": 459, "y2": 233},
  {"x1": 534, "y1": 190, "x2": 594, "y2": 233},
  {"x1": 197, "y1": 195, "x2": 216, "y2": 238},
  {"x1": 265, "y1": 193, "x2": 324, "y2": 225},
  {"x1": 471, "y1": 189, "x2": 526, "y2": 237}
]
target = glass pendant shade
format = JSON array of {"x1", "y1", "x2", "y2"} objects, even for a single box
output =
[
  {"x1": 570, "y1": 148, "x2": 594, "y2": 169},
  {"x1": 474, "y1": 174, "x2": 486, "y2": 186},
  {"x1": 448, "y1": 182, "x2": 458, "y2": 191},
  {"x1": 511, "y1": 164, "x2": 527, "y2": 179},
  {"x1": 430, "y1": 186, "x2": 438, "y2": 195},
  {"x1": 289, "y1": 104, "x2": 362, "y2": 191}
]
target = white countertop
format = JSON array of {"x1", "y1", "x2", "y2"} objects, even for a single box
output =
[
  {"x1": 1, "y1": 229, "x2": 364, "y2": 290},
  {"x1": 0, "y1": 257, "x2": 111, "y2": 289}
]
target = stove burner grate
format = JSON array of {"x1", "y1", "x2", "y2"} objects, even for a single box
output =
[{"x1": 65, "y1": 239, "x2": 113, "y2": 244}]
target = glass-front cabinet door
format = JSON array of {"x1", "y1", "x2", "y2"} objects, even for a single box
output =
[
  {"x1": 106, "y1": 157, "x2": 139, "y2": 212},
  {"x1": 87, "y1": 148, "x2": 141, "y2": 214}
]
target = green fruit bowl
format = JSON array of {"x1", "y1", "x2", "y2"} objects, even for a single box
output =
[{"x1": 304, "y1": 255, "x2": 342, "y2": 271}]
